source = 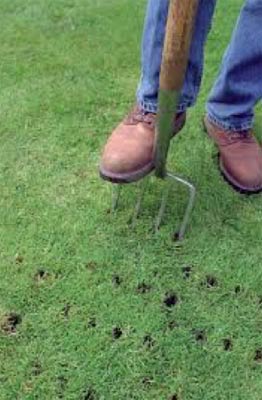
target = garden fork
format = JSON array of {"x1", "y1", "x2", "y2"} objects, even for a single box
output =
[{"x1": 110, "y1": 0, "x2": 198, "y2": 240}]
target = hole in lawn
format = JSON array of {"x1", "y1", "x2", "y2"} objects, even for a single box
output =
[
  {"x1": 32, "y1": 360, "x2": 42, "y2": 376},
  {"x1": 87, "y1": 318, "x2": 96, "y2": 328},
  {"x1": 34, "y1": 269, "x2": 50, "y2": 281},
  {"x1": 58, "y1": 375, "x2": 68, "y2": 396},
  {"x1": 153, "y1": 269, "x2": 160, "y2": 277},
  {"x1": 62, "y1": 304, "x2": 71, "y2": 318},
  {"x1": 258, "y1": 296, "x2": 262, "y2": 307},
  {"x1": 172, "y1": 232, "x2": 181, "y2": 242},
  {"x1": 112, "y1": 275, "x2": 122, "y2": 287},
  {"x1": 223, "y1": 338, "x2": 233, "y2": 351},
  {"x1": 0, "y1": 312, "x2": 22, "y2": 334},
  {"x1": 254, "y1": 349, "x2": 262, "y2": 363},
  {"x1": 83, "y1": 388, "x2": 96, "y2": 400},
  {"x1": 143, "y1": 334, "x2": 155, "y2": 349},
  {"x1": 112, "y1": 327, "x2": 122, "y2": 340},
  {"x1": 192, "y1": 329, "x2": 207, "y2": 343},
  {"x1": 168, "y1": 320, "x2": 179, "y2": 330},
  {"x1": 137, "y1": 282, "x2": 152, "y2": 294},
  {"x1": 202, "y1": 275, "x2": 218, "y2": 288},
  {"x1": 85, "y1": 262, "x2": 97, "y2": 272},
  {"x1": 164, "y1": 292, "x2": 179, "y2": 308},
  {"x1": 142, "y1": 376, "x2": 153, "y2": 386},
  {"x1": 15, "y1": 254, "x2": 24, "y2": 264},
  {"x1": 234, "y1": 285, "x2": 241, "y2": 294},
  {"x1": 37, "y1": 269, "x2": 46, "y2": 278},
  {"x1": 170, "y1": 395, "x2": 178, "y2": 400},
  {"x1": 182, "y1": 266, "x2": 192, "y2": 279}
]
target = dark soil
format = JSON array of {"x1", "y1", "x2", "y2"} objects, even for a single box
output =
[
  {"x1": 112, "y1": 327, "x2": 122, "y2": 340},
  {"x1": 0, "y1": 312, "x2": 22, "y2": 334},
  {"x1": 164, "y1": 292, "x2": 179, "y2": 308}
]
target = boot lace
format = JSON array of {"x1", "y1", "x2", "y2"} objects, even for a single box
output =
[{"x1": 125, "y1": 106, "x2": 156, "y2": 128}]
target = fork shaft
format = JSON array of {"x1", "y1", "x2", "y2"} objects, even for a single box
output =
[{"x1": 155, "y1": 0, "x2": 199, "y2": 178}]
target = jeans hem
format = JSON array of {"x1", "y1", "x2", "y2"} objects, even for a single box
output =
[
  {"x1": 137, "y1": 95, "x2": 195, "y2": 114},
  {"x1": 206, "y1": 111, "x2": 254, "y2": 133}
]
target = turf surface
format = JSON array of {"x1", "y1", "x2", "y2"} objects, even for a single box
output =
[{"x1": 0, "y1": 0, "x2": 261, "y2": 399}]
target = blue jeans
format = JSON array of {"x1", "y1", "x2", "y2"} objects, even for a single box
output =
[{"x1": 137, "y1": 0, "x2": 262, "y2": 132}]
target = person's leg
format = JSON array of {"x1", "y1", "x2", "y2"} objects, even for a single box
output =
[
  {"x1": 137, "y1": 0, "x2": 217, "y2": 114},
  {"x1": 100, "y1": 0, "x2": 218, "y2": 183},
  {"x1": 204, "y1": 0, "x2": 262, "y2": 193},
  {"x1": 206, "y1": 0, "x2": 262, "y2": 131},
  {"x1": 101, "y1": 0, "x2": 214, "y2": 183}
]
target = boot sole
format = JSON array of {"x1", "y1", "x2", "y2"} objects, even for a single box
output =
[
  {"x1": 99, "y1": 114, "x2": 186, "y2": 184},
  {"x1": 99, "y1": 161, "x2": 155, "y2": 184},
  {"x1": 203, "y1": 118, "x2": 262, "y2": 195}
]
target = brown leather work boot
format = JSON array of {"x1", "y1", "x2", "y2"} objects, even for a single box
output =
[
  {"x1": 204, "y1": 116, "x2": 262, "y2": 193},
  {"x1": 100, "y1": 106, "x2": 186, "y2": 183}
]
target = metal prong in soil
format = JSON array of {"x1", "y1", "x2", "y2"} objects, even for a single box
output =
[
  {"x1": 154, "y1": 171, "x2": 196, "y2": 239},
  {"x1": 155, "y1": 181, "x2": 171, "y2": 232},
  {"x1": 166, "y1": 172, "x2": 196, "y2": 240},
  {"x1": 110, "y1": 171, "x2": 195, "y2": 240},
  {"x1": 131, "y1": 175, "x2": 150, "y2": 228},
  {"x1": 111, "y1": 184, "x2": 121, "y2": 212}
]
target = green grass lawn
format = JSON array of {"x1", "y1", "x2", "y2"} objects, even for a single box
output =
[{"x1": 0, "y1": 0, "x2": 262, "y2": 399}]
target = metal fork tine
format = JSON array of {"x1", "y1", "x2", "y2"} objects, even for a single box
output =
[
  {"x1": 155, "y1": 182, "x2": 171, "y2": 232},
  {"x1": 111, "y1": 184, "x2": 121, "y2": 212},
  {"x1": 110, "y1": 172, "x2": 195, "y2": 240},
  {"x1": 131, "y1": 176, "x2": 150, "y2": 227},
  {"x1": 166, "y1": 172, "x2": 196, "y2": 240}
]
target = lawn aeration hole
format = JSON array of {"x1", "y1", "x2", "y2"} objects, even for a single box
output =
[
  {"x1": 137, "y1": 282, "x2": 152, "y2": 294},
  {"x1": 85, "y1": 262, "x2": 97, "y2": 272},
  {"x1": 168, "y1": 320, "x2": 179, "y2": 330},
  {"x1": 182, "y1": 266, "x2": 192, "y2": 279},
  {"x1": 143, "y1": 334, "x2": 155, "y2": 349},
  {"x1": 202, "y1": 275, "x2": 218, "y2": 288},
  {"x1": 173, "y1": 232, "x2": 180, "y2": 242},
  {"x1": 254, "y1": 349, "x2": 262, "y2": 363},
  {"x1": 0, "y1": 312, "x2": 22, "y2": 334},
  {"x1": 87, "y1": 318, "x2": 96, "y2": 328},
  {"x1": 223, "y1": 338, "x2": 233, "y2": 351},
  {"x1": 32, "y1": 361, "x2": 42, "y2": 376},
  {"x1": 83, "y1": 388, "x2": 96, "y2": 400},
  {"x1": 112, "y1": 327, "x2": 122, "y2": 340},
  {"x1": 15, "y1": 254, "x2": 24, "y2": 264},
  {"x1": 142, "y1": 376, "x2": 153, "y2": 387},
  {"x1": 62, "y1": 304, "x2": 71, "y2": 318},
  {"x1": 34, "y1": 269, "x2": 50, "y2": 281},
  {"x1": 164, "y1": 292, "x2": 179, "y2": 308},
  {"x1": 193, "y1": 329, "x2": 207, "y2": 343},
  {"x1": 234, "y1": 285, "x2": 241, "y2": 294},
  {"x1": 57, "y1": 375, "x2": 68, "y2": 397},
  {"x1": 112, "y1": 275, "x2": 122, "y2": 286}
]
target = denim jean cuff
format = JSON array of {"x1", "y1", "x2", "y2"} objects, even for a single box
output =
[
  {"x1": 206, "y1": 111, "x2": 254, "y2": 133},
  {"x1": 137, "y1": 98, "x2": 158, "y2": 113},
  {"x1": 137, "y1": 96, "x2": 194, "y2": 114}
]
